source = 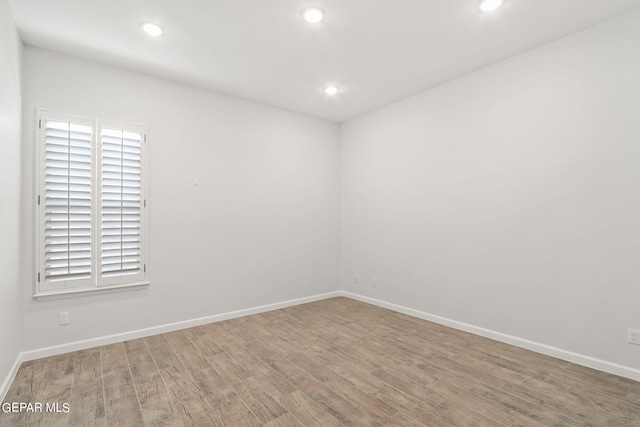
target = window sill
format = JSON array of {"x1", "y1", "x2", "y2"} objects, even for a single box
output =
[{"x1": 33, "y1": 281, "x2": 149, "y2": 301}]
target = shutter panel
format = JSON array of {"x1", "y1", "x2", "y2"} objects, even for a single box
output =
[
  {"x1": 43, "y1": 119, "x2": 93, "y2": 284},
  {"x1": 100, "y1": 127, "x2": 143, "y2": 281},
  {"x1": 37, "y1": 111, "x2": 147, "y2": 294}
]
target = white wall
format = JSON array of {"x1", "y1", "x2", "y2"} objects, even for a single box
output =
[
  {"x1": 341, "y1": 9, "x2": 640, "y2": 371},
  {"x1": 12, "y1": 4, "x2": 640, "y2": 380},
  {"x1": 0, "y1": 0, "x2": 22, "y2": 392},
  {"x1": 21, "y1": 47, "x2": 340, "y2": 351}
]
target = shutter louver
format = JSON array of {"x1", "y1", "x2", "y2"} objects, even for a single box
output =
[
  {"x1": 44, "y1": 119, "x2": 93, "y2": 283},
  {"x1": 100, "y1": 128, "x2": 143, "y2": 279}
]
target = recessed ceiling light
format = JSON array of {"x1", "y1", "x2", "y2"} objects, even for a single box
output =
[
  {"x1": 142, "y1": 23, "x2": 163, "y2": 37},
  {"x1": 324, "y1": 86, "x2": 339, "y2": 95},
  {"x1": 478, "y1": 0, "x2": 504, "y2": 12},
  {"x1": 302, "y1": 7, "x2": 325, "y2": 24}
]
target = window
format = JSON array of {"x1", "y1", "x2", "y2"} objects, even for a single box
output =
[{"x1": 36, "y1": 110, "x2": 148, "y2": 297}]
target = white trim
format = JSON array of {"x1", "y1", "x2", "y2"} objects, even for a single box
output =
[
  {"x1": 0, "y1": 355, "x2": 22, "y2": 402},
  {"x1": 341, "y1": 291, "x2": 640, "y2": 382},
  {"x1": 1, "y1": 291, "x2": 336, "y2": 399},
  {"x1": 4, "y1": 289, "x2": 638, "y2": 400},
  {"x1": 33, "y1": 281, "x2": 149, "y2": 301},
  {"x1": 19, "y1": 291, "x2": 341, "y2": 363},
  {"x1": 34, "y1": 109, "x2": 148, "y2": 297}
]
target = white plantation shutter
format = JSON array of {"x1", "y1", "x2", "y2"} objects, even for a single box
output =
[
  {"x1": 41, "y1": 116, "x2": 94, "y2": 288},
  {"x1": 100, "y1": 126, "x2": 145, "y2": 284},
  {"x1": 36, "y1": 110, "x2": 147, "y2": 295}
]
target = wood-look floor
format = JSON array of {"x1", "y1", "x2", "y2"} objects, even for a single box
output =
[{"x1": 1, "y1": 297, "x2": 639, "y2": 426}]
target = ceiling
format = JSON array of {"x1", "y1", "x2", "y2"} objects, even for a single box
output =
[{"x1": 8, "y1": 0, "x2": 640, "y2": 123}]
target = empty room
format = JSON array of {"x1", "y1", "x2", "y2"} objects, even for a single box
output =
[{"x1": 1, "y1": 0, "x2": 640, "y2": 425}]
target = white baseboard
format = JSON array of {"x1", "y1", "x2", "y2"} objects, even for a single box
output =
[
  {"x1": 3, "y1": 288, "x2": 638, "y2": 401},
  {"x1": 0, "y1": 356, "x2": 22, "y2": 402},
  {"x1": 341, "y1": 291, "x2": 640, "y2": 382},
  {"x1": 0, "y1": 290, "x2": 341, "y2": 400},
  {"x1": 20, "y1": 291, "x2": 341, "y2": 363}
]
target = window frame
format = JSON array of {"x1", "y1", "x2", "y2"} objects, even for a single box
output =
[{"x1": 34, "y1": 109, "x2": 149, "y2": 299}]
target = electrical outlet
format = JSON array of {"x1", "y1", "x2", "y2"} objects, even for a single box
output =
[
  {"x1": 372, "y1": 277, "x2": 377, "y2": 288},
  {"x1": 353, "y1": 275, "x2": 363, "y2": 284},
  {"x1": 628, "y1": 329, "x2": 640, "y2": 345},
  {"x1": 59, "y1": 312, "x2": 69, "y2": 326}
]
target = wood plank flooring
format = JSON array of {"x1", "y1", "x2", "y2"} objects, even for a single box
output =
[{"x1": 1, "y1": 297, "x2": 639, "y2": 426}]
